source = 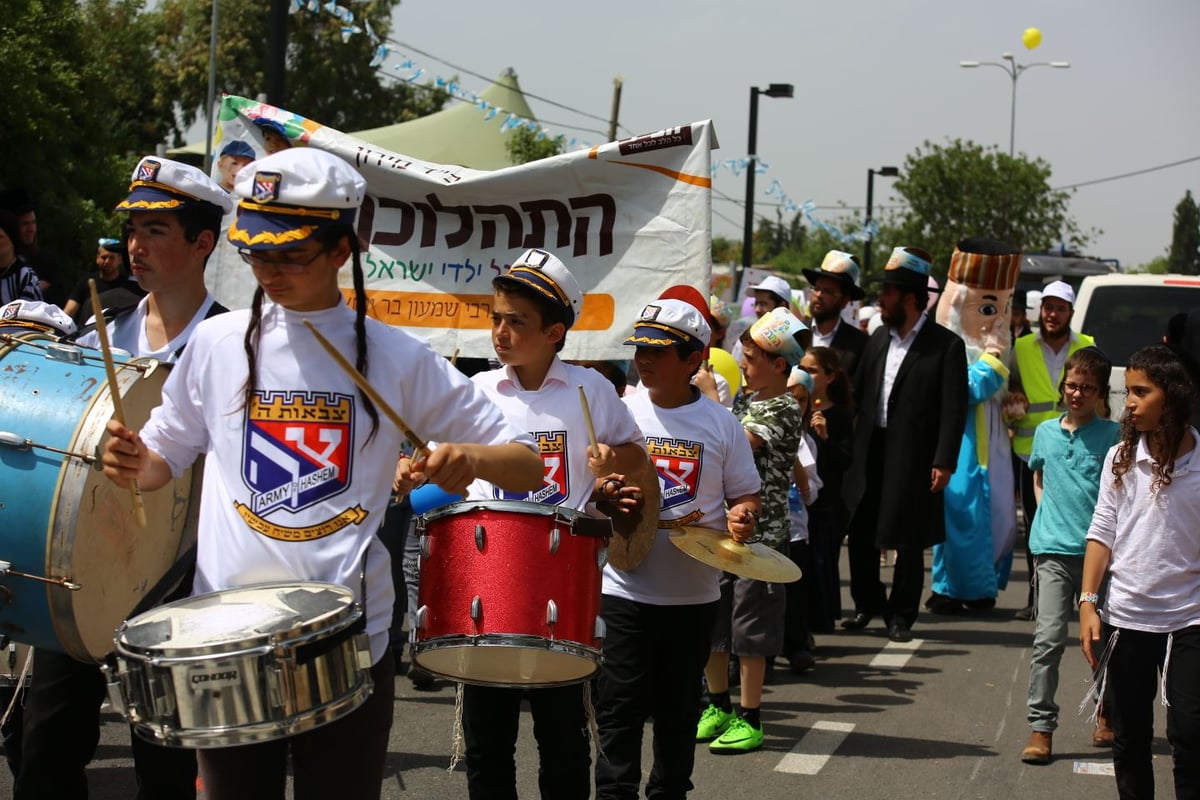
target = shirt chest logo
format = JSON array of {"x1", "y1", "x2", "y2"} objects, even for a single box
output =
[
  {"x1": 646, "y1": 437, "x2": 702, "y2": 511},
  {"x1": 496, "y1": 430, "x2": 569, "y2": 505}
]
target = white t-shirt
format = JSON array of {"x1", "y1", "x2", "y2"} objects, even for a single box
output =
[
  {"x1": 1086, "y1": 428, "x2": 1200, "y2": 633},
  {"x1": 602, "y1": 389, "x2": 761, "y2": 605},
  {"x1": 789, "y1": 432, "x2": 822, "y2": 543},
  {"x1": 467, "y1": 357, "x2": 644, "y2": 512},
  {"x1": 77, "y1": 293, "x2": 220, "y2": 364},
  {"x1": 139, "y1": 301, "x2": 534, "y2": 663}
]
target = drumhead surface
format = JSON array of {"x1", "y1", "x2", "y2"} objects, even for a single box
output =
[
  {"x1": 420, "y1": 499, "x2": 582, "y2": 525},
  {"x1": 119, "y1": 582, "x2": 356, "y2": 655},
  {"x1": 415, "y1": 638, "x2": 600, "y2": 687}
]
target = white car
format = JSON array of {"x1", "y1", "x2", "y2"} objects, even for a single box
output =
[{"x1": 1073, "y1": 273, "x2": 1200, "y2": 418}]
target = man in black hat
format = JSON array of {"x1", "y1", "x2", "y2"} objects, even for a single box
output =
[
  {"x1": 841, "y1": 247, "x2": 968, "y2": 642},
  {"x1": 803, "y1": 250, "x2": 868, "y2": 383},
  {"x1": 1010, "y1": 288, "x2": 1032, "y2": 344}
]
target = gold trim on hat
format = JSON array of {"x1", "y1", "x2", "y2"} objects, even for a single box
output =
[
  {"x1": 507, "y1": 265, "x2": 570, "y2": 307},
  {"x1": 115, "y1": 198, "x2": 187, "y2": 211},
  {"x1": 228, "y1": 220, "x2": 320, "y2": 246},
  {"x1": 237, "y1": 200, "x2": 343, "y2": 220},
  {"x1": 625, "y1": 334, "x2": 678, "y2": 347},
  {"x1": 635, "y1": 320, "x2": 696, "y2": 343}
]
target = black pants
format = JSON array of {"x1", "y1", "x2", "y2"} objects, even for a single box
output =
[
  {"x1": 847, "y1": 429, "x2": 926, "y2": 628},
  {"x1": 594, "y1": 595, "x2": 717, "y2": 800},
  {"x1": 1016, "y1": 455, "x2": 1038, "y2": 606},
  {"x1": 806, "y1": 505, "x2": 845, "y2": 632},
  {"x1": 197, "y1": 652, "x2": 395, "y2": 800},
  {"x1": 14, "y1": 648, "x2": 197, "y2": 800},
  {"x1": 783, "y1": 540, "x2": 814, "y2": 654},
  {"x1": 1106, "y1": 624, "x2": 1200, "y2": 800},
  {"x1": 462, "y1": 682, "x2": 591, "y2": 800}
]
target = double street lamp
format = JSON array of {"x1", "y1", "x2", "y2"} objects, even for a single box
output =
[
  {"x1": 863, "y1": 166, "x2": 899, "y2": 275},
  {"x1": 960, "y1": 53, "x2": 1070, "y2": 157},
  {"x1": 741, "y1": 83, "x2": 794, "y2": 277}
]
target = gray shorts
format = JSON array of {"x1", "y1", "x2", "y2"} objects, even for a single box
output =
[{"x1": 710, "y1": 570, "x2": 786, "y2": 657}]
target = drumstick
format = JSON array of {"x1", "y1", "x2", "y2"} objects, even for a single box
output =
[
  {"x1": 88, "y1": 279, "x2": 147, "y2": 528},
  {"x1": 449, "y1": 347, "x2": 460, "y2": 367},
  {"x1": 578, "y1": 385, "x2": 600, "y2": 457},
  {"x1": 303, "y1": 321, "x2": 431, "y2": 460}
]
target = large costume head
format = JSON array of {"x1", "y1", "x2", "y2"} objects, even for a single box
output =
[{"x1": 935, "y1": 237, "x2": 1021, "y2": 361}]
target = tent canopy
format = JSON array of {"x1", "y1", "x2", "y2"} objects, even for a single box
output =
[{"x1": 170, "y1": 69, "x2": 536, "y2": 170}]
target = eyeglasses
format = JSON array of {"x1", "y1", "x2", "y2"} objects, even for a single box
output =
[
  {"x1": 98, "y1": 237, "x2": 120, "y2": 247},
  {"x1": 1063, "y1": 382, "x2": 1098, "y2": 396},
  {"x1": 238, "y1": 247, "x2": 326, "y2": 274}
]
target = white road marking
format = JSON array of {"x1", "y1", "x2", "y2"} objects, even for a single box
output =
[
  {"x1": 869, "y1": 638, "x2": 923, "y2": 669},
  {"x1": 1073, "y1": 761, "x2": 1116, "y2": 776},
  {"x1": 775, "y1": 721, "x2": 856, "y2": 775}
]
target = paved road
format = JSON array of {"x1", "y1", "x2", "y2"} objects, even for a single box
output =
[{"x1": 0, "y1": 544, "x2": 1174, "y2": 798}]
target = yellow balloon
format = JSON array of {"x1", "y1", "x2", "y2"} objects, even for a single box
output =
[
  {"x1": 1022, "y1": 27, "x2": 1042, "y2": 50},
  {"x1": 708, "y1": 348, "x2": 742, "y2": 396}
]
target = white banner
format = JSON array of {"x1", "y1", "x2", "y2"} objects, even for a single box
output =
[{"x1": 207, "y1": 95, "x2": 716, "y2": 360}]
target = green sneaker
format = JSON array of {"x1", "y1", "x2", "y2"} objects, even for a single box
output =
[
  {"x1": 709, "y1": 716, "x2": 764, "y2": 753},
  {"x1": 696, "y1": 704, "x2": 735, "y2": 741}
]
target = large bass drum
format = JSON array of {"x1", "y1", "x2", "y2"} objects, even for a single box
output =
[{"x1": 0, "y1": 331, "x2": 198, "y2": 662}]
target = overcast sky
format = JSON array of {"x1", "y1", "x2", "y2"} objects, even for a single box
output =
[{"x1": 385, "y1": 0, "x2": 1200, "y2": 270}]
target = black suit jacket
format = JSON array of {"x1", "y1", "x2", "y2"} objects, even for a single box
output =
[
  {"x1": 843, "y1": 316, "x2": 967, "y2": 548},
  {"x1": 828, "y1": 320, "x2": 868, "y2": 386}
]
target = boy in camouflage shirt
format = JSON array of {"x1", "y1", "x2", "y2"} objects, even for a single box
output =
[{"x1": 699, "y1": 307, "x2": 808, "y2": 753}]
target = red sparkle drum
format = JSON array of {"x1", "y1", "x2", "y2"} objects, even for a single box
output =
[{"x1": 413, "y1": 500, "x2": 611, "y2": 687}]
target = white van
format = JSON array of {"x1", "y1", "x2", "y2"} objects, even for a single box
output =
[{"x1": 1072, "y1": 273, "x2": 1200, "y2": 416}]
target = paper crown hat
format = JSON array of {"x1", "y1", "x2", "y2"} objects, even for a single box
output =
[
  {"x1": 947, "y1": 237, "x2": 1022, "y2": 291},
  {"x1": 803, "y1": 250, "x2": 865, "y2": 300},
  {"x1": 749, "y1": 307, "x2": 810, "y2": 366},
  {"x1": 882, "y1": 246, "x2": 934, "y2": 289}
]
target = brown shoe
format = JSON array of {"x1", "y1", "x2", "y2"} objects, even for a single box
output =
[
  {"x1": 1020, "y1": 731, "x2": 1052, "y2": 764},
  {"x1": 1092, "y1": 708, "x2": 1115, "y2": 747}
]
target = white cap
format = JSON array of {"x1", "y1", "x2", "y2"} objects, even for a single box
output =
[
  {"x1": 623, "y1": 298, "x2": 711, "y2": 351},
  {"x1": 498, "y1": 248, "x2": 584, "y2": 328},
  {"x1": 116, "y1": 157, "x2": 234, "y2": 216},
  {"x1": 228, "y1": 148, "x2": 366, "y2": 250},
  {"x1": 747, "y1": 275, "x2": 792, "y2": 304},
  {"x1": 1041, "y1": 280, "x2": 1075, "y2": 305}
]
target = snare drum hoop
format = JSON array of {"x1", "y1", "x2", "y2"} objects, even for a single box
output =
[
  {"x1": 417, "y1": 499, "x2": 585, "y2": 532},
  {"x1": 114, "y1": 582, "x2": 361, "y2": 661}
]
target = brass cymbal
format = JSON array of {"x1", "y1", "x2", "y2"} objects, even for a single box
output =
[
  {"x1": 601, "y1": 453, "x2": 660, "y2": 571},
  {"x1": 667, "y1": 526, "x2": 801, "y2": 583}
]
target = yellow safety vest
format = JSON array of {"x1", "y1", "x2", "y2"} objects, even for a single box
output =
[{"x1": 1011, "y1": 331, "x2": 1095, "y2": 456}]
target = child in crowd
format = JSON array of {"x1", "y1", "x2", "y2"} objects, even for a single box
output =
[
  {"x1": 697, "y1": 307, "x2": 808, "y2": 753},
  {"x1": 102, "y1": 148, "x2": 543, "y2": 799},
  {"x1": 459, "y1": 247, "x2": 647, "y2": 800},
  {"x1": 1019, "y1": 347, "x2": 1120, "y2": 764},
  {"x1": 783, "y1": 367, "x2": 822, "y2": 673},
  {"x1": 798, "y1": 346, "x2": 855, "y2": 631},
  {"x1": 1080, "y1": 344, "x2": 1200, "y2": 798}
]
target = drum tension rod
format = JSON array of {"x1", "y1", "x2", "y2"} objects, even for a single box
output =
[
  {"x1": 0, "y1": 561, "x2": 82, "y2": 591},
  {"x1": 0, "y1": 431, "x2": 97, "y2": 464}
]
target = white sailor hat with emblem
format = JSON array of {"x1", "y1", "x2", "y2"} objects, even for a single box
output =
[
  {"x1": 228, "y1": 148, "x2": 366, "y2": 251},
  {"x1": 115, "y1": 156, "x2": 233, "y2": 216},
  {"x1": 623, "y1": 298, "x2": 712, "y2": 352},
  {"x1": 496, "y1": 248, "x2": 584, "y2": 328}
]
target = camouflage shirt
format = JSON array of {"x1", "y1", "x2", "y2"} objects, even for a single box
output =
[{"x1": 733, "y1": 391, "x2": 803, "y2": 549}]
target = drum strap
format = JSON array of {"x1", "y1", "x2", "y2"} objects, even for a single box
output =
[
  {"x1": 572, "y1": 515, "x2": 614, "y2": 539},
  {"x1": 127, "y1": 545, "x2": 198, "y2": 619},
  {"x1": 294, "y1": 552, "x2": 369, "y2": 666}
]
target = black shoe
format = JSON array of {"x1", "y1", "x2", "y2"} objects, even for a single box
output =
[
  {"x1": 841, "y1": 612, "x2": 874, "y2": 631},
  {"x1": 887, "y1": 622, "x2": 913, "y2": 643},
  {"x1": 926, "y1": 594, "x2": 965, "y2": 615},
  {"x1": 963, "y1": 597, "x2": 996, "y2": 611},
  {"x1": 788, "y1": 649, "x2": 816, "y2": 674},
  {"x1": 1014, "y1": 605, "x2": 1036, "y2": 621}
]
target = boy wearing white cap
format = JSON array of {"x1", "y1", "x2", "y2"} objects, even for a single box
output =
[
  {"x1": 16, "y1": 156, "x2": 232, "y2": 800},
  {"x1": 594, "y1": 299, "x2": 761, "y2": 796},
  {"x1": 459, "y1": 247, "x2": 647, "y2": 800},
  {"x1": 697, "y1": 307, "x2": 808, "y2": 753},
  {"x1": 102, "y1": 148, "x2": 543, "y2": 799}
]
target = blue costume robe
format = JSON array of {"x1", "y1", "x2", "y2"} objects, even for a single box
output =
[{"x1": 931, "y1": 353, "x2": 1018, "y2": 601}]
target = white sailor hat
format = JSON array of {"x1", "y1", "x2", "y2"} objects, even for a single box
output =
[
  {"x1": 0, "y1": 300, "x2": 77, "y2": 336},
  {"x1": 623, "y1": 299, "x2": 711, "y2": 352},
  {"x1": 496, "y1": 248, "x2": 584, "y2": 328},
  {"x1": 116, "y1": 157, "x2": 234, "y2": 216},
  {"x1": 228, "y1": 148, "x2": 366, "y2": 251}
]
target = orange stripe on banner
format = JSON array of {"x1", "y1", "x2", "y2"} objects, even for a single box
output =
[
  {"x1": 342, "y1": 290, "x2": 615, "y2": 331},
  {"x1": 589, "y1": 145, "x2": 602, "y2": 159},
  {"x1": 610, "y1": 161, "x2": 712, "y2": 188}
]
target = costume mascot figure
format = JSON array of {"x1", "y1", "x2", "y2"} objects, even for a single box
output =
[{"x1": 927, "y1": 237, "x2": 1022, "y2": 613}]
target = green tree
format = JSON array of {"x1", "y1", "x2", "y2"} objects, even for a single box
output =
[
  {"x1": 152, "y1": 0, "x2": 448, "y2": 135},
  {"x1": 890, "y1": 138, "x2": 1093, "y2": 270},
  {"x1": 1167, "y1": 190, "x2": 1200, "y2": 275},
  {"x1": 1130, "y1": 255, "x2": 1169, "y2": 274},
  {"x1": 505, "y1": 126, "x2": 565, "y2": 165},
  {"x1": 711, "y1": 235, "x2": 738, "y2": 265}
]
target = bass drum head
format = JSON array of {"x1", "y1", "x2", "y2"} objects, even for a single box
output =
[
  {"x1": 48, "y1": 358, "x2": 200, "y2": 663},
  {"x1": 415, "y1": 636, "x2": 599, "y2": 687}
]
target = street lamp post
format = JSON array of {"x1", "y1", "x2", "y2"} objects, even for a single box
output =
[
  {"x1": 740, "y1": 83, "x2": 794, "y2": 287},
  {"x1": 960, "y1": 53, "x2": 1070, "y2": 157},
  {"x1": 864, "y1": 166, "x2": 899, "y2": 276}
]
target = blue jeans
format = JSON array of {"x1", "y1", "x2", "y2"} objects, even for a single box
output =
[{"x1": 1027, "y1": 554, "x2": 1084, "y2": 731}]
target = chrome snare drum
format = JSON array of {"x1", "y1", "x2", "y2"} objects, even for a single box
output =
[
  {"x1": 103, "y1": 582, "x2": 373, "y2": 748},
  {"x1": 413, "y1": 500, "x2": 611, "y2": 687}
]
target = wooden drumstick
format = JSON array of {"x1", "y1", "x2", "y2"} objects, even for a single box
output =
[
  {"x1": 449, "y1": 347, "x2": 460, "y2": 367},
  {"x1": 303, "y1": 320, "x2": 431, "y2": 460},
  {"x1": 88, "y1": 279, "x2": 147, "y2": 528},
  {"x1": 578, "y1": 384, "x2": 600, "y2": 457}
]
